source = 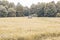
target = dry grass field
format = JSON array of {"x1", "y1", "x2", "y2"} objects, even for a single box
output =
[{"x1": 0, "y1": 17, "x2": 60, "y2": 40}]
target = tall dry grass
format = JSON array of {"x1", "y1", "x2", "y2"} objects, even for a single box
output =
[{"x1": 0, "y1": 17, "x2": 60, "y2": 40}]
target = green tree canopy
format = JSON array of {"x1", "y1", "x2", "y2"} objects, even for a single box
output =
[
  {"x1": 0, "y1": 5, "x2": 8, "y2": 17},
  {"x1": 44, "y1": 1, "x2": 57, "y2": 17},
  {"x1": 8, "y1": 8, "x2": 16, "y2": 17}
]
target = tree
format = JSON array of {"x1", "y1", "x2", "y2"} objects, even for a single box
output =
[
  {"x1": 36, "y1": 2, "x2": 45, "y2": 17},
  {"x1": 8, "y1": 8, "x2": 16, "y2": 17},
  {"x1": 0, "y1": 0, "x2": 9, "y2": 11},
  {"x1": 56, "y1": 1, "x2": 60, "y2": 13},
  {"x1": 16, "y1": 3, "x2": 24, "y2": 17},
  {"x1": 56, "y1": 13, "x2": 60, "y2": 17},
  {"x1": 0, "y1": 1, "x2": 59, "y2": 17},
  {"x1": 30, "y1": 4, "x2": 37, "y2": 15},
  {"x1": 0, "y1": 0, "x2": 9, "y2": 6},
  {"x1": 23, "y1": 7, "x2": 30, "y2": 16},
  {"x1": 30, "y1": 2, "x2": 45, "y2": 17},
  {"x1": 0, "y1": 5, "x2": 8, "y2": 17},
  {"x1": 44, "y1": 1, "x2": 57, "y2": 17},
  {"x1": 8, "y1": 2, "x2": 15, "y2": 9},
  {"x1": 30, "y1": 4, "x2": 39, "y2": 17},
  {"x1": 56, "y1": 1, "x2": 60, "y2": 17}
]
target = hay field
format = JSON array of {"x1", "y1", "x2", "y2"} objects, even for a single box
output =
[{"x1": 0, "y1": 17, "x2": 60, "y2": 40}]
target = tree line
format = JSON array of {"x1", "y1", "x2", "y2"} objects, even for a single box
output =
[{"x1": 0, "y1": 1, "x2": 60, "y2": 17}]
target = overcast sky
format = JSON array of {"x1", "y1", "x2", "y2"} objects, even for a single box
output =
[{"x1": 7, "y1": 0, "x2": 60, "y2": 7}]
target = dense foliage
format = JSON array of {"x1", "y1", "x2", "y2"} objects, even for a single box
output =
[{"x1": 0, "y1": 0, "x2": 60, "y2": 17}]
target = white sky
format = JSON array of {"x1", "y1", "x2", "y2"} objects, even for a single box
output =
[{"x1": 7, "y1": 0, "x2": 60, "y2": 7}]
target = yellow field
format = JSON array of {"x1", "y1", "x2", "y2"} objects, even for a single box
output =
[{"x1": 0, "y1": 17, "x2": 60, "y2": 40}]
